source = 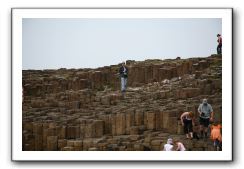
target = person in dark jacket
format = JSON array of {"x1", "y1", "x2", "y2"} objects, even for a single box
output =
[
  {"x1": 217, "y1": 34, "x2": 222, "y2": 54},
  {"x1": 119, "y1": 62, "x2": 128, "y2": 93}
]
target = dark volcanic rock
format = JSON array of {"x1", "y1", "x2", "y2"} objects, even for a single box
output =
[{"x1": 22, "y1": 54, "x2": 222, "y2": 151}]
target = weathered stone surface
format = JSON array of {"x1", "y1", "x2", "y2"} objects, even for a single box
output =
[
  {"x1": 84, "y1": 122, "x2": 95, "y2": 138},
  {"x1": 61, "y1": 146, "x2": 74, "y2": 151},
  {"x1": 23, "y1": 55, "x2": 222, "y2": 151},
  {"x1": 47, "y1": 136, "x2": 58, "y2": 151},
  {"x1": 146, "y1": 112, "x2": 156, "y2": 130},
  {"x1": 115, "y1": 113, "x2": 126, "y2": 135},
  {"x1": 58, "y1": 139, "x2": 67, "y2": 150},
  {"x1": 83, "y1": 138, "x2": 94, "y2": 151},
  {"x1": 134, "y1": 110, "x2": 144, "y2": 126},
  {"x1": 94, "y1": 120, "x2": 104, "y2": 137},
  {"x1": 67, "y1": 126, "x2": 80, "y2": 139},
  {"x1": 125, "y1": 109, "x2": 135, "y2": 134}
]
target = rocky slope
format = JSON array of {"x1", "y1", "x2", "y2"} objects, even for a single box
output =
[{"x1": 22, "y1": 54, "x2": 222, "y2": 151}]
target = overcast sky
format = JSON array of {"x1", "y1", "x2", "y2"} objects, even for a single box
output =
[{"x1": 22, "y1": 18, "x2": 221, "y2": 70}]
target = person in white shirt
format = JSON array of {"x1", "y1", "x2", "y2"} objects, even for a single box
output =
[{"x1": 163, "y1": 138, "x2": 174, "y2": 151}]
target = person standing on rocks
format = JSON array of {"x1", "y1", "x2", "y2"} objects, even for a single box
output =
[
  {"x1": 119, "y1": 62, "x2": 128, "y2": 93},
  {"x1": 217, "y1": 34, "x2": 222, "y2": 54},
  {"x1": 180, "y1": 111, "x2": 194, "y2": 139},
  {"x1": 198, "y1": 99, "x2": 214, "y2": 139}
]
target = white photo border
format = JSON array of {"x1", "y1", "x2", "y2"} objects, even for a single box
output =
[{"x1": 12, "y1": 8, "x2": 233, "y2": 161}]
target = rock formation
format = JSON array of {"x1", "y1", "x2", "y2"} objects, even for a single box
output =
[{"x1": 22, "y1": 54, "x2": 222, "y2": 151}]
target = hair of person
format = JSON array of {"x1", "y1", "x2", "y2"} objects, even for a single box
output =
[
  {"x1": 174, "y1": 139, "x2": 180, "y2": 143},
  {"x1": 188, "y1": 111, "x2": 194, "y2": 118}
]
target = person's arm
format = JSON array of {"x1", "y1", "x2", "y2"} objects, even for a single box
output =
[
  {"x1": 209, "y1": 105, "x2": 214, "y2": 121},
  {"x1": 198, "y1": 104, "x2": 202, "y2": 115},
  {"x1": 180, "y1": 112, "x2": 187, "y2": 126},
  {"x1": 119, "y1": 67, "x2": 123, "y2": 76},
  {"x1": 210, "y1": 112, "x2": 214, "y2": 122},
  {"x1": 175, "y1": 143, "x2": 179, "y2": 151}
]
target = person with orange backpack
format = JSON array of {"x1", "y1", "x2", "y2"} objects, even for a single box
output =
[{"x1": 210, "y1": 121, "x2": 222, "y2": 151}]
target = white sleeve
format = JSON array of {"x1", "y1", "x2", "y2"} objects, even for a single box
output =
[{"x1": 209, "y1": 104, "x2": 213, "y2": 112}]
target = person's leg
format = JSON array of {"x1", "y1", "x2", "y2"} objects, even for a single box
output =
[
  {"x1": 124, "y1": 78, "x2": 127, "y2": 91},
  {"x1": 200, "y1": 126, "x2": 204, "y2": 138},
  {"x1": 203, "y1": 118, "x2": 210, "y2": 139},
  {"x1": 216, "y1": 139, "x2": 220, "y2": 151},
  {"x1": 199, "y1": 117, "x2": 204, "y2": 138},
  {"x1": 121, "y1": 77, "x2": 125, "y2": 92},
  {"x1": 214, "y1": 139, "x2": 220, "y2": 151},
  {"x1": 217, "y1": 45, "x2": 220, "y2": 54},
  {"x1": 183, "y1": 119, "x2": 189, "y2": 138},
  {"x1": 188, "y1": 120, "x2": 193, "y2": 139},
  {"x1": 217, "y1": 44, "x2": 222, "y2": 54},
  {"x1": 213, "y1": 139, "x2": 217, "y2": 150},
  {"x1": 204, "y1": 127, "x2": 208, "y2": 138}
]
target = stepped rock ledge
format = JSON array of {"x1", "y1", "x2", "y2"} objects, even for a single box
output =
[{"x1": 22, "y1": 54, "x2": 222, "y2": 151}]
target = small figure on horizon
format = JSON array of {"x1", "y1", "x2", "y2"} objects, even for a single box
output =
[
  {"x1": 163, "y1": 138, "x2": 174, "y2": 151},
  {"x1": 210, "y1": 121, "x2": 222, "y2": 151},
  {"x1": 174, "y1": 140, "x2": 186, "y2": 151},
  {"x1": 198, "y1": 99, "x2": 214, "y2": 139},
  {"x1": 217, "y1": 34, "x2": 222, "y2": 54},
  {"x1": 180, "y1": 111, "x2": 195, "y2": 139},
  {"x1": 119, "y1": 62, "x2": 129, "y2": 94}
]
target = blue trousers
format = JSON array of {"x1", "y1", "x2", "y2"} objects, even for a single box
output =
[{"x1": 121, "y1": 77, "x2": 127, "y2": 92}]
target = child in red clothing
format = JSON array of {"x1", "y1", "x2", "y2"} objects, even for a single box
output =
[{"x1": 210, "y1": 122, "x2": 222, "y2": 151}]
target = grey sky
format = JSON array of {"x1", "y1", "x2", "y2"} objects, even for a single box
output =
[{"x1": 22, "y1": 18, "x2": 221, "y2": 70}]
